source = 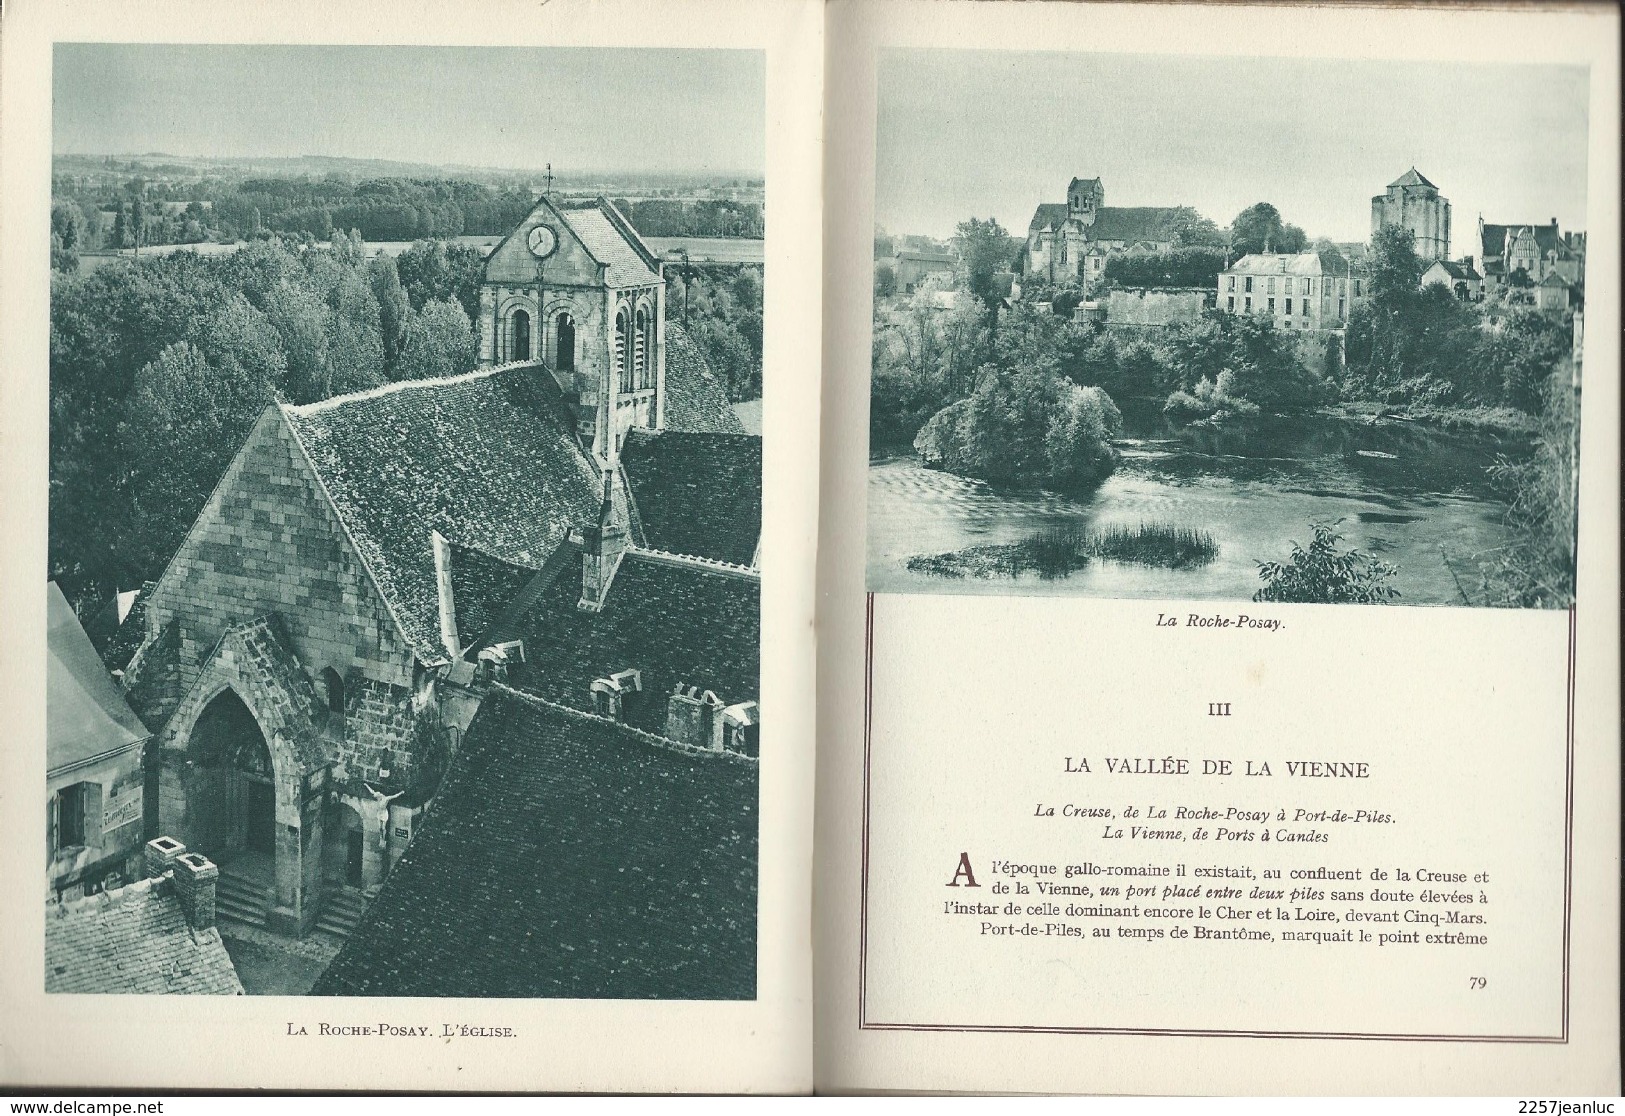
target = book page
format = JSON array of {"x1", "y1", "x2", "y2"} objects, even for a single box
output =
[
  {"x1": 817, "y1": 0, "x2": 1619, "y2": 1095},
  {"x1": 0, "y1": 0, "x2": 821, "y2": 1093}
]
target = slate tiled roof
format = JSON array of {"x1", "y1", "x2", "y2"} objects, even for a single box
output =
[
  {"x1": 281, "y1": 365, "x2": 603, "y2": 664},
  {"x1": 310, "y1": 690, "x2": 757, "y2": 999},
  {"x1": 46, "y1": 878, "x2": 243, "y2": 995},
  {"x1": 1481, "y1": 222, "x2": 1563, "y2": 261},
  {"x1": 662, "y1": 325, "x2": 746, "y2": 434},
  {"x1": 895, "y1": 250, "x2": 954, "y2": 264},
  {"x1": 1226, "y1": 251, "x2": 1353, "y2": 278},
  {"x1": 1427, "y1": 260, "x2": 1482, "y2": 282},
  {"x1": 622, "y1": 430, "x2": 762, "y2": 568},
  {"x1": 1029, "y1": 203, "x2": 1069, "y2": 231},
  {"x1": 1389, "y1": 167, "x2": 1437, "y2": 188},
  {"x1": 1028, "y1": 203, "x2": 1185, "y2": 243},
  {"x1": 446, "y1": 541, "x2": 539, "y2": 651},
  {"x1": 1089, "y1": 207, "x2": 1186, "y2": 243},
  {"x1": 48, "y1": 582, "x2": 149, "y2": 773},
  {"x1": 485, "y1": 549, "x2": 759, "y2": 737},
  {"x1": 559, "y1": 202, "x2": 660, "y2": 288}
]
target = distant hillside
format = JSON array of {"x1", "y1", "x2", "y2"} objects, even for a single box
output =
[{"x1": 52, "y1": 152, "x2": 763, "y2": 192}]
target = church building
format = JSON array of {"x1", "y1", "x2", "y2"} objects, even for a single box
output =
[
  {"x1": 118, "y1": 195, "x2": 760, "y2": 950},
  {"x1": 1021, "y1": 176, "x2": 1192, "y2": 284}
]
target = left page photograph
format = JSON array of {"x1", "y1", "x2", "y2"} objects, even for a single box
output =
[{"x1": 0, "y1": 0, "x2": 821, "y2": 1093}]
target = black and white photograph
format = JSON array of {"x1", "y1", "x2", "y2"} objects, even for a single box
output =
[
  {"x1": 45, "y1": 44, "x2": 765, "y2": 999},
  {"x1": 866, "y1": 49, "x2": 1587, "y2": 608}
]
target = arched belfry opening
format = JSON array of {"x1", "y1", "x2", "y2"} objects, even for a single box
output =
[
  {"x1": 635, "y1": 305, "x2": 652, "y2": 389},
  {"x1": 187, "y1": 688, "x2": 278, "y2": 870},
  {"x1": 614, "y1": 309, "x2": 631, "y2": 393},
  {"x1": 555, "y1": 311, "x2": 576, "y2": 372},
  {"x1": 511, "y1": 308, "x2": 532, "y2": 362}
]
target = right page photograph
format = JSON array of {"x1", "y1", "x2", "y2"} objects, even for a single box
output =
[{"x1": 819, "y1": 0, "x2": 1619, "y2": 1096}]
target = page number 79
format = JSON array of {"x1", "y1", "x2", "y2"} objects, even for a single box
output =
[{"x1": 1469, "y1": 976, "x2": 1487, "y2": 990}]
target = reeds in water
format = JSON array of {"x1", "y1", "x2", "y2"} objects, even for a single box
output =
[{"x1": 1081, "y1": 522, "x2": 1219, "y2": 569}]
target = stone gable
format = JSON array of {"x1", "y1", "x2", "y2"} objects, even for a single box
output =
[{"x1": 142, "y1": 408, "x2": 415, "y2": 695}]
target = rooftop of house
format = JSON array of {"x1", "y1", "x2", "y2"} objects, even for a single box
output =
[
  {"x1": 310, "y1": 689, "x2": 757, "y2": 999},
  {"x1": 1481, "y1": 221, "x2": 1564, "y2": 260},
  {"x1": 1223, "y1": 251, "x2": 1356, "y2": 278},
  {"x1": 47, "y1": 581, "x2": 149, "y2": 774},
  {"x1": 1426, "y1": 259, "x2": 1483, "y2": 282},
  {"x1": 622, "y1": 429, "x2": 762, "y2": 569},
  {"x1": 1539, "y1": 271, "x2": 1573, "y2": 289},
  {"x1": 281, "y1": 362, "x2": 603, "y2": 665},
  {"x1": 45, "y1": 873, "x2": 242, "y2": 995},
  {"x1": 662, "y1": 324, "x2": 748, "y2": 434},
  {"x1": 894, "y1": 249, "x2": 955, "y2": 264}
]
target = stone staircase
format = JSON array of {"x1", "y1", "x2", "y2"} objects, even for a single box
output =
[
  {"x1": 215, "y1": 869, "x2": 273, "y2": 929},
  {"x1": 315, "y1": 887, "x2": 368, "y2": 941}
]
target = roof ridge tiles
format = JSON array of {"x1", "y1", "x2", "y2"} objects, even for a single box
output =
[
  {"x1": 627, "y1": 546, "x2": 759, "y2": 578},
  {"x1": 283, "y1": 360, "x2": 542, "y2": 417},
  {"x1": 490, "y1": 682, "x2": 758, "y2": 766},
  {"x1": 54, "y1": 875, "x2": 160, "y2": 915}
]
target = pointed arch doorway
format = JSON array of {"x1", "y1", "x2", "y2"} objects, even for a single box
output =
[{"x1": 187, "y1": 687, "x2": 279, "y2": 882}]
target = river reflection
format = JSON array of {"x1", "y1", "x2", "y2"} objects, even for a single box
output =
[{"x1": 866, "y1": 411, "x2": 1532, "y2": 606}]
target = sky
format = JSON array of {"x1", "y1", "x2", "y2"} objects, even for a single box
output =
[
  {"x1": 877, "y1": 50, "x2": 1591, "y2": 248},
  {"x1": 53, "y1": 44, "x2": 764, "y2": 176}
]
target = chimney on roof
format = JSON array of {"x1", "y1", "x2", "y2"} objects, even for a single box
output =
[
  {"x1": 144, "y1": 836, "x2": 186, "y2": 880},
  {"x1": 577, "y1": 465, "x2": 628, "y2": 613},
  {"x1": 172, "y1": 852, "x2": 219, "y2": 931}
]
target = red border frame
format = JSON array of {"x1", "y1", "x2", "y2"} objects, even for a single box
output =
[{"x1": 858, "y1": 594, "x2": 1576, "y2": 1043}]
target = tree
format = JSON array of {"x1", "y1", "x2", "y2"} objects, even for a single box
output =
[
  {"x1": 123, "y1": 341, "x2": 271, "y2": 577},
  {"x1": 327, "y1": 270, "x2": 387, "y2": 396},
  {"x1": 1229, "y1": 202, "x2": 1307, "y2": 256},
  {"x1": 913, "y1": 358, "x2": 1121, "y2": 490},
  {"x1": 395, "y1": 298, "x2": 478, "y2": 381},
  {"x1": 368, "y1": 255, "x2": 411, "y2": 374},
  {"x1": 1170, "y1": 209, "x2": 1227, "y2": 248},
  {"x1": 51, "y1": 202, "x2": 85, "y2": 253},
  {"x1": 1104, "y1": 246, "x2": 1228, "y2": 290},
  {"x1": 1367, "y1": 223, "x2": 1423, "y2": 313},
  {"x1": 264, "y1": 281, "x2": 332, "y2": 404},
  {"x1": 874, "y1": 263, "x2": 897, "y2": 298},
  {"x1": 188, "y1": 292, "x2": 288, "y2": 396},
  {"x1": 1478, "y1": 371, "x2": 1577, "y2": 606},
  {"x1": 954, "y1": 217, "x2": 1017, "y2": 315},
  {"x1": 1253, "y1": 521, "x2": 1400, "y2": 604}
]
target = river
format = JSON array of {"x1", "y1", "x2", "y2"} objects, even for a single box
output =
[{"x1": 866, "y1": 411, "x2": 1533, "y2": 606}]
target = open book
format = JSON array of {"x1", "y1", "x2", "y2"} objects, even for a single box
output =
[{"x1": 1, "y1": 0, "x2": 1618, "y2": 1097}]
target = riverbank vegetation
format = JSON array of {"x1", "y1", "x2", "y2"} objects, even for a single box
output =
[
  {"x1": 907, "y1": 521, "x2": 1219, "y2": 581},
  {"x1": 1475, "y1": 373, "x2": 1578, "y2": 608},
  {"x1": 913, "y1": 367, "x2": 1122, "y2": 490},
  {"x1": 1253, "y1": 521, "x2": 1400, "y2": 604},
  {"x1": 1344, "y1": 225, "x2": 1573, "y2": 419}
]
